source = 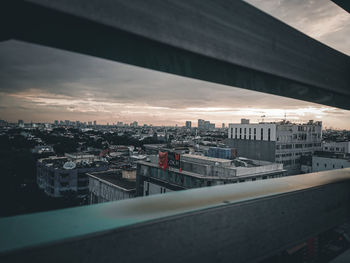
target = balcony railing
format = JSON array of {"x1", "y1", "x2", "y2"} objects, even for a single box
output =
[
  {"x1": 2, "y1": 0, "x2": 350, "y2": 262},
  {"x1": 1, "y1": 168, "x2": 350, "y2": 262}
]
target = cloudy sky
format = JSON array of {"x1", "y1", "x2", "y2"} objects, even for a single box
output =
[{"x1": 0, "y1": 0, "x2": 349, "y2": 128}]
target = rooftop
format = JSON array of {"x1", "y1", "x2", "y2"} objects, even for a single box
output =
[
  {"x1": 39, "y1": 156, "x2": 108, "y2": 169},
  {"x1": 181, "y1": 154, "x2": 232, "y2": 164},
  {"x1": 88, "y1": 170, "x2": 136, "y2": 191}
]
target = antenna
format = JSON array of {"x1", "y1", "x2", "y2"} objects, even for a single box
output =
[{"x1": 261, "y1": 115, "x2": 266, "y2": 123}]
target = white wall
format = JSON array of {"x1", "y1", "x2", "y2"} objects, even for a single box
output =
[{"x1": 228, "y1": 123, "x2": 277, "y2": 141}]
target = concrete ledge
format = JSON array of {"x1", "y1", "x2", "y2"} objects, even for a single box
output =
[{"x1": 2, "y1": 169, "x2": 350, "y2": 262}]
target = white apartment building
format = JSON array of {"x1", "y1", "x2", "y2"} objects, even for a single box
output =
[{"x1": 226, "y1": 119, "x2": 322, "y2": 175}]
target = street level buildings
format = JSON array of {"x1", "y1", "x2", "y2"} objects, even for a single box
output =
[{"x1": 136, "y1": 154, "x2": 285, "y2": 196}]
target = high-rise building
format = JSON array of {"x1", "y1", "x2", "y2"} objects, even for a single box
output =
[
  {"x1": 185, "y1": 121, "x2": 192, "y2": 129},
  {"x1": 226, "y1": 119, "x2": 322, "y2": 175},
  {"x1": 222, "y1": 123, "x2": 225, "y2": 129},
  {"x1": 18, "y1": 120, "x2": 24, "y2": 127},
  {"x1": 54, "y1": 120, "x2": 59, "y2": 125},
  {"x1": 65, "y1": 120, "x2": 70, "y2": 126},
  {"x1": 198, "y1": 119, "x2": 215, "y2": 131},
  {"x1": 93, "y1": 120, "x2": 97, "y2": 126},
  {"x1": 198, "y1": 119, "x2": 205, "y2": 129},
  {"x1": 88, "y1": 121, "x2": 92, "y2": 126}
]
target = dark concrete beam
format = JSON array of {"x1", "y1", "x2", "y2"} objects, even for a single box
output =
[{"x1": 2, "y1": 0, "x2": 350, "y2": 109}]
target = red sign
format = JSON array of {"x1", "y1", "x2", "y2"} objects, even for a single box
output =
[{"x1": 158, "y1": 151, "x2": 169, "y2": 170}]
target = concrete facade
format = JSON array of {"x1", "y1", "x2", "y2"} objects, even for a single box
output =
[
  {"x1": 37, "y1": 156, "x2": 108, "y2": 198},
  {"x1": 88, "y1": 171, "x2": 135, "y2": 204},
  {"x1": 312, "y1": 156, "x2": 350, "y2": 173},
  {"x1": 322, "y1": 141, "x2": 350, "y2": 154},
  {"x1": 227, "y1": 120, "x2": 322, "y2": 175},
  {"x1": 137, "y1": 156, "x2": 285, "y2": 196}
]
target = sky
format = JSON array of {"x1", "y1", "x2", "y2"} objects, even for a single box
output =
[{"x1": 0, "y1": 0, "x2": 349, "y2": 129}]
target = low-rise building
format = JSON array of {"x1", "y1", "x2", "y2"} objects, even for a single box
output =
[
  {"x1": 136, "y1": 154, "x2": 286, "y2": 196},
  {"x1": 88, "y1": 170, "x2": 136, "y2": 204},
  {"x1": 312, "y1": 152, "x2": 350, "y2": 172},
  {"x1": 322, "y1": 141, "x2": 350, "y2": 154},
  {"x1": 37, "y1": 156, "x2": 108, "y2": 199}
]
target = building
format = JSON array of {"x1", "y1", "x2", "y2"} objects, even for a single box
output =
[
  {"x1": 186, "y1": 121, "x2": 192, "y2": 129},
  {"x1": 198, "y1": 119, "x2": 215, "y2": 131},
  {"x1": 93, "y1": 120, "x2": 97, "y2": 126},
  {"x1": 88, "y1": 169, "x2": 136, "y2": 204},
  {"x1": 208, "y1": 147, "x2": 237, "y2": 160},
  {"x1": 32, "y1": 145, "x2": 55, "y2": 156},
  {"x1": 18, "y1": 120, "x2": 24, "y2": 127},
  {"x1": 312, "y1": 152, "x2": 350, "y2": 173},
  {"x1": 322, "y1": 141, "x2": 350, "y2": 154},
  {"x1": 241, "y1": 118, "x2": 250, "y2": 124},
  {"x1": 226, "y1": 119, "x2": 322, "y2": 175},
  {"x1": 65, "y1": 152, "x2": 97, "y2": 162},
  {"x1": 136, "y1": 154, "x2": 285, "y2": 196},
  {"x1": 143, "y1": 144, "x2": 167, "y2": 155},
  {"x1": 130, "y1": 121, "x2": 138, "y2": 127},
  {"x1": 37, "y1": 156, "x2": 109, "y2": 199},
  {"x1": 198, "y1": 119, "x2": 205, "y2": 129}
]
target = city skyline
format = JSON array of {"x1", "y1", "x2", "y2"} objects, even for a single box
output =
[{"x1": 1, "y1": 0, "x2": 350, "y2": 128}]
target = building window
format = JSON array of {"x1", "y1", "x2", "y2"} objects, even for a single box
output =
[
  {"x1": 324, "y1": 164, "x2": 327, "y2": 168},
  {"x1": 254, "y1": 128, "x2": 256, "y2": 140},
  {"x1": 333, "y1": 164, "x2": 335, "y2": 168},
  {"x1": 261, "y1": 128, "x2": 263, "y2": 140},
  {"x1": 231, "y1": 128, "x2": 233, "y2": 138},
  {"x1": 268, "y1": 128, "x2": 271, "y2": 141},
  {"x1": 235, "y1": 128, "x2": 237, "y2": 139}
]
